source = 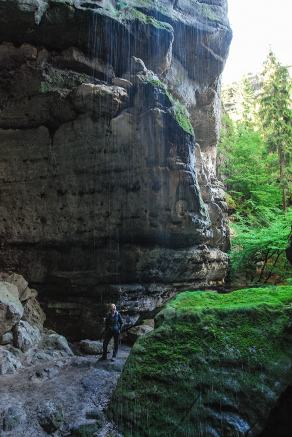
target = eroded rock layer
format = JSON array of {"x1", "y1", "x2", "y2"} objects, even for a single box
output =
[{"x1": 0, "y1": 0, "x2": 231, "y2": 338}]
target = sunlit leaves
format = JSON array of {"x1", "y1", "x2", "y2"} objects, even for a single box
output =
[{"x1": 219, "y1": 52, "x2": 292, "y2": 285}]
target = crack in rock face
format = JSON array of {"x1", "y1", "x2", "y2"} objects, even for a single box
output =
[{"x1": 0, "y1": 0, "x2": 231, "y2": 338}]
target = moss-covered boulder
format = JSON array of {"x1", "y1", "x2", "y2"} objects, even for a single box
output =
[{"x1": 109, "y1": 286, "x2": 292, "y2": 436}]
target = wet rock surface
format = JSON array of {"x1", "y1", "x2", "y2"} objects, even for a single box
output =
[
  {"x1": 0, "y1": 345, "x2": 130, "y2": 436},
  {"x1": 0, "y1": 0, "x2": 231, "y2": 337}
]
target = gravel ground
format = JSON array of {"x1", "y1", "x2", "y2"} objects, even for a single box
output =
[{"x1": 0, "y1": 345, "x2": 131, "y2": 436}]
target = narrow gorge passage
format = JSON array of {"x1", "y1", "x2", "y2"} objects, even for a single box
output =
[
  {"x1": 1, "y1": 1, "x2": 291, "y2": 436},
  {"x1": 0, "y1": 1, "x2": 231, "y2": 433}
]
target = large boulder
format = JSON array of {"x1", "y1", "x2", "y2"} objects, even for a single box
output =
[
  {"x1": 5, "y1": 274, "x2": 28, "y2": 298},
  {"x1": 125, "y1": 324, "x2": 154, "y2": 345},
  {"x1": 0, "y1": 347, "x2": 22, "y2": 375},
  {"x1": 22, "y1": 296, "x2": 46, "y2": 330},
  {"x1": 109, "y1": 286, "x2": 292, "y2": 436},
  {"x1": 40, "y1": 332, "x2": 73, "y2": 357},
  {"x1": 5, "y1": 273, "x2": 37, "y2": 302},
  {"x1": 0, "y1": 331, "x2": 13, "y2": 346},
  {"x1": 0, "y1": 282, "x2": 23, "y2": 336},
  {"x1": 79, "y1": 339, "x2": 103, "y2": 355},
  {"x1": 13, "y1": 320, "x2": 41, "y2": 352},
  {"x1": 0, "y1": 273, "x2": 74, "y2": 371}
]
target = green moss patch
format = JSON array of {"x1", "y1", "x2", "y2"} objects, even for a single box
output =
[
  {"x1": 144, "y1": 76, "x2": 194, "y2": 136},
  {"x1": 194, "y1": 1, "x2": 223, "y2": 23},
  {"x1": 169, "y1": 100, "x2": 194, "y2": 136},
  {"x1": 106, "y1": 2, "x2": 172, "y2": 31},
  {"x1": 109, "y1": 286, "x2": 292, "y2": 436},
  {"x1": 120, "y1": 7, "x2": 172, "y2": 30},
  {"x1": 116, "y1": 0, "x2": 224, "y2": 23},
  {"x1": 170, "y1": 286, "x2": 292, "y2": 312},
  {"x1": 116, "y1": 0, "x2": 170, "y2": 16}
]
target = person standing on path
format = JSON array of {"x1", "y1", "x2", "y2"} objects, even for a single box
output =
[{"x1": 101, "y1": 304, "x2": 123, "y2": 361}]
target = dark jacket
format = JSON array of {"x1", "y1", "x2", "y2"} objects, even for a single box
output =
[{"x1": 105, "y1": 311, "x2": 123, "y2": 334}]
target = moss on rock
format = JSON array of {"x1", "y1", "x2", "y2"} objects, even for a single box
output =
[
  {"x1": 144, "y1": 76, "x2": 194, "y2": 136},
  {"x1": 116, "y1": 0, "x2": 225, "y2": 24},
  {"x1": 109, "y1": 286, "x2": 292, "y2": 436},
  {"x1": 106, "y1": 1, "x2": 172, "y2": 31},
  {"x1": 120, "y1": 7, "x2": 172, "y2": 30},
  {"x1": 192, "y1": 0, "x2": 225, "y2": 23}
]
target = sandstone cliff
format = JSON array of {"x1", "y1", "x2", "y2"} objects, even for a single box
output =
[{"x1": 0, "y1": 0, "x2": 232, "y2": 338}]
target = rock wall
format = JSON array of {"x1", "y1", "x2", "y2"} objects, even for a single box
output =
[{"x1": 0, "y1": 0, "x2": 232, "y2": 338}]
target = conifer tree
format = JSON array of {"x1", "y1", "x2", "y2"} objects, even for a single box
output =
[
  {"x1": 258, "y1": 51, "x2": 292, "y2": 210},
  {"x1": 241, "y1": 75, "x2": 256, "y2": 126}
]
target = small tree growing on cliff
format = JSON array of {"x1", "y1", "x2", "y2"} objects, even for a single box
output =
[{"x1": 258, "y1": 51, "x2": 292, "y2": 211}]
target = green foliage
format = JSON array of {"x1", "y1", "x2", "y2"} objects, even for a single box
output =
[
  {"x1": 221, "y1": 73, "x2": 260, "y2": 122},
  {"x1": 109, "y1": 287, "x2": 292, "y2": 436},
  {"x1": 241, "y1": 76, "x2": 257, "y2": 127},
  {"x1": 258, "y1": 51, "x2": 292, "y2": 210},
  {"x1": 231, "y1": 210, "x2": 292, "y2": 284},
  {"x1": 219, "y1": 52, "x2": 292, "y2": 285},
  {"x1": 218, "y1": 118, "x2": 282, "y2": 223},
  {"x1": 219, "y1": 115, "x2": 292, "y2": 283},
  {"x1": 259, "y1": 52, "x2": 292, "y2": 154}
]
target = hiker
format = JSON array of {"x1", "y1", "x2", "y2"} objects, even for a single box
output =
[{"x1": 101, "y1": 303, "x2": 123, "y2": 361}]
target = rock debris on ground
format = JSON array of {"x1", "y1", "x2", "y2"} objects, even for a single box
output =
[{"x1": 0, "y1": 345, "x2": 131, "y2": 436}]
